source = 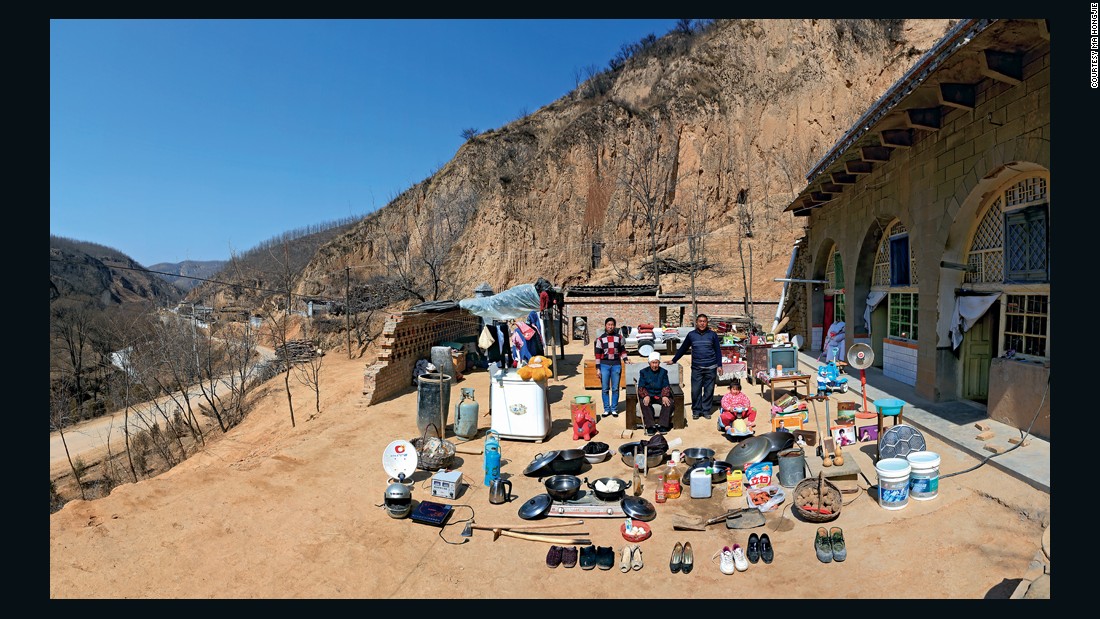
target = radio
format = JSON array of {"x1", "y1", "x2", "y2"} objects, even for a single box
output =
[{"x1": 431, "y1": 470, "x2": 462, "y2": 499}]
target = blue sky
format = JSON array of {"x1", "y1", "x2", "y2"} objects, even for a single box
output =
[{"x1": 50, "y1": 19, "x2": 683, "y2": 267}]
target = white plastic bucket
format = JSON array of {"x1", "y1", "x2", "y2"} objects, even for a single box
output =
[
  {"x1": 906, "y1": 451, "x2": 941, "y2": 501},
  {"x1": 875, "y1": 457, "x2": 911, "y2": 510},
  {"x1": 690, "y1": 468, "x2": 712, "y2": 499}
]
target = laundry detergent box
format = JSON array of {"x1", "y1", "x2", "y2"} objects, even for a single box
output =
[{"x1": 745, "y1": 462, "x2": 773, "y2": 489}]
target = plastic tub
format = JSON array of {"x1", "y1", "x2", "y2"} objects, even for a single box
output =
[
  {"x1": 874, "y1": 398, "x2": 907, "y2": 418},
  {"x1": 906, "y1": 451, "x2": 941, "y2": 501},
  {"x1": 875, "y1": 457, "x2": 911, "y2": 510}
]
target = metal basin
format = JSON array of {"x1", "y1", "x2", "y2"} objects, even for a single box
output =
[{"x1": 682, "y1": 447, "x2": 715, "y2": 467}]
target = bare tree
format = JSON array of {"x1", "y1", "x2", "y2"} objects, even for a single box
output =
[
  {"x1": 50, "y1": 300, "x2": 97, "y2": 420},
  {"x1": 50, "y1": 374, "x2": 86, "y2": 501},
  {"x1": 262, "y1": 242, "x2": 298, "y2": 428},
  {"x1": 295, "y1": 331, "x2": 325, "y2": 419},
  {"x1": 460, "y1": 127, "x2": 479, "y2": 141},
  {"x1": 617, "y1": 112, "x2": 681, "y2": 289},
  {"x1": 682, "y1": 177, "x2": 712, "y2": 319},
  {"x1": 378, "y1": 189, "x2": 478, "y2": 302}
]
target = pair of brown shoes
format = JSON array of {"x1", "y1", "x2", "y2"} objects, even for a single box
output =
[
  {"x1": 547, "y1": 545, "x2": 578, "y2": 568},
  {"x1": 669, "y1": 541, "x2": 694, "y2": 573}
]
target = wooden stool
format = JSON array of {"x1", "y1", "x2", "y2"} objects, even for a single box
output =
[{"x1": 873, "y1": 398, "x2": 907, "y2": 458}]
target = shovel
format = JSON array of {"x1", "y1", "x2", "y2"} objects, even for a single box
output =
[{"x1": 671, "y1": 508, "x2": 744, "y2": 531}]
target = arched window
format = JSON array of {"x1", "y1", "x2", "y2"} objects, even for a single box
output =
[
  {"x1": 871, "y1": 220, "x2": 919, "y2": 341},
  {"x1": 964, "y1": 173, "x2": 1050, "y2": 360},
  {"x1": 825, "y1": 245, "x2": 845, "y2": 323}
]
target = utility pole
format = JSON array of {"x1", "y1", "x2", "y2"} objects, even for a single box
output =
[{"x1": 345, "y1": 265, "x2": 352, "y2": 359}]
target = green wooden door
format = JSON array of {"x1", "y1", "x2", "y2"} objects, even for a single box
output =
[
  {"x1": 871, "y1": 305, "x2": 887, "y2": 368},
  {"x1": 962, "y1": 309, "x2": 996, "y2": 402}
]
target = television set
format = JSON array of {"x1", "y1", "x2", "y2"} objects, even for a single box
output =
[{"x1": 766, "y1": 347, "x2": 799, "y2": 375}]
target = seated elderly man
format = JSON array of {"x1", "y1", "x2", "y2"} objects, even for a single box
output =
[{"x1": 637, "y1": 352, "x2": 673, "y2": 435}]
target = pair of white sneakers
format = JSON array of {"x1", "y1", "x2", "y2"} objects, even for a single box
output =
[{"x1": 718, "y1": 544, "x2": 750, "y2": 575}]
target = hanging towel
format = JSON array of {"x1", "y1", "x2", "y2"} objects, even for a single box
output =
[
  {"x1": 950, "y1": 293, "x2": 1002, "y2": 349},
  {"x1": 478, "y1": 325, "x2": 496, "y2": 351}
]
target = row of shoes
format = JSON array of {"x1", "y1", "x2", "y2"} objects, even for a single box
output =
[
  {"x1": 815, "y1": 526, "x2": 847, "y2": 563},
  {"x1": 644, "y1": 425, "x2": 673, "y2": 436},
  {"x1": 547, "y1": 545, "x2": 621, "y2": 570}
]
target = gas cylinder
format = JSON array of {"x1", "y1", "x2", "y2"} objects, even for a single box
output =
[
  {"x1": 453, "y1": 388, "x2": 479, "y2": 439},
  {"x1": 484, "y1": 430, "x2": 501, "y2": 486}
]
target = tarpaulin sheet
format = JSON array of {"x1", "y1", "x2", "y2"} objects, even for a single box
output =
[{"x1": 458, "y1": 283, "x2": 541, "y2": 320}]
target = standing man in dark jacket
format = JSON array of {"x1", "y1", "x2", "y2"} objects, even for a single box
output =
[{"x1": 670, "y1": 314, "x2": 723, "y2": 420}]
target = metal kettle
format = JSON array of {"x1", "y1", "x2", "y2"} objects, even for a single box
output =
[{"x1": 488, "y1": 478, "x2": 513, "y2": 504}]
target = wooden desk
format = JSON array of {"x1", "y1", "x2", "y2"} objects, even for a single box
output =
[{"x1": 761, "y1": 374, "x2": 812, "y2": 409}]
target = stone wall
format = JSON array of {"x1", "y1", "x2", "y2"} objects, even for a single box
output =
[
  {"x1": 988, "y1": 357, "x2": 1050, "y2": 440},
  {"x1": 362, "y1": 308, "x2": 481, "y2": 406}
]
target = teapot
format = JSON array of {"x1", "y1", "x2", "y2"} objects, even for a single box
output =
[{"x1": 488, "y1": 478, "x2": 513, "y2": 504}]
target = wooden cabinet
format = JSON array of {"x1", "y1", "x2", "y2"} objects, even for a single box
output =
[
  {"x1": 745, "y1": 344, "x2": 772, "y2": 384},
  {"x1": 583, "y1": 359, "x2": 626, "y2": 390}
]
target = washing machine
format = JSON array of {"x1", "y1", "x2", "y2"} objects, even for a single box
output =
[{"x1": 489, "y1": 366, "x2": 550, "y2": 441}]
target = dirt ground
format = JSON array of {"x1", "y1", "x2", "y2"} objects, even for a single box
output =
[{"x1": 49, "y1": 338, "x2": 1049, "y2": 599}]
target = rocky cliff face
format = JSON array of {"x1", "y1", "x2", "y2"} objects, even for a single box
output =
[{"x1": 298, "y1": 19, "x2": 954, "y2": 305}]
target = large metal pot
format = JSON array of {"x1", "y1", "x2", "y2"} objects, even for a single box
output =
[
  {"x1": 540, "y1": 474, "x2": 582, "y2": 501},
  {"x1": 585, "y1": 476, "x2": 632, "y2": 502},
  {"x1": 618, "y1": 442, "x2": 667, "y2": 469},
  {"x1": 548, "y1": 455, "x2": 585, "y2": 475}
]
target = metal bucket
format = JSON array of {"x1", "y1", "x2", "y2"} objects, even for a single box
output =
[
  {"x1": 776, "y1": 447, "x2": 806, "y2": 488},
  {"x1": 417, "y1": 373, "x2": 452, "y2": 438}
]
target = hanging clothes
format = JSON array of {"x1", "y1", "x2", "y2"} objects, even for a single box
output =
[{"x1": 950, "y1": 293, "x2": 1001, "y2": 349}]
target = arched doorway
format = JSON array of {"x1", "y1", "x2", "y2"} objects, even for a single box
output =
[
  {"x1": 868, "y1": 219, "x2": 920, "y2": 385},
  {"x1": 956, "y1": 171, "x2": 1050, "y2": 402}
]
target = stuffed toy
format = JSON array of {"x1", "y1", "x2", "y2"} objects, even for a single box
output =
[
  {"x1": 572, "y1": 405, "x2": 598, "y2": 441},
  {"x1": 516, "y1": 355, "x2": 553, "y2": 381}
]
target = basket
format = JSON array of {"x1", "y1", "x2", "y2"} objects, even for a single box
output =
[
  {"x1": 792, "y1": 472, "x2": 842, "y2": 523},
  {"x1": 410, "y1": 423, "x2": 456, "y2": 472},
  {"x1": 621, "y1": 520, "x2": 652, "y2": 542}
]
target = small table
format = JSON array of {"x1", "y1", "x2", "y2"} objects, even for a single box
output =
[{"x1": 760, "y1": 374, "x2": 812, "y2": 409}]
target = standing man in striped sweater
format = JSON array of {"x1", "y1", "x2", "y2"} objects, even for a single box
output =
[{"x1": 593, "y1": 317, "x2": 627, "y2": 418}]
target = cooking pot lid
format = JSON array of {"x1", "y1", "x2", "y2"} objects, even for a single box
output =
[
  {"x1": 524, "y1": 451, "x2": 561, "y2": 477},
  {"x1": 620, "y1": 496, "x2": 657, "y2": 521},
  {"x1": 759, "y1": 431, "x2": 796, "y2": 453},
  {"x1": 725, "y1": 436, "x2": 771, "y2": 469},
  {"x1": 517, "y1": 493, "x2": 553, "y2": 520}
]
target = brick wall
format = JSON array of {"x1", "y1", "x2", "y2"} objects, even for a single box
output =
[
  {"x1": 565, "y1": 296, "x2": 778, "y2": 332},
  {"x1": 362, "y1": 308, "x2": 481, "y2": 405}
]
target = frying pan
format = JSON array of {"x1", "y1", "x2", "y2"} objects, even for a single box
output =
[{"x1": 540, "y1": 474, "x2": 582, "y2": 501}]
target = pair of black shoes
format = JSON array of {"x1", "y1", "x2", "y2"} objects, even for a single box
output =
[
  {"x1": 669, "y1": 541, "x2": 694, "y2": 573},
  {"x1": 746, "y1": 533, "x2": 774, "y2": 564},
  {"x1": 645, "y1": 425, "x2": 672, "y2": 436},
  {"x1": 579, "y1": 545, "x2": 615, "y2": 570}
]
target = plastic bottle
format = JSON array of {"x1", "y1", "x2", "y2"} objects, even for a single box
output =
[
  {"x1": 663, "y1": 458, "x2": 682, "y2": 499},
  {"x1": 655, "y1": 474, "x2": 667, "y2": 503},
  {"x1": 483, "y1": 431, "x2": 501, "y2": 486},
  {"x1": 727, "y1": 469, "x2": 744, "y2": 497}
]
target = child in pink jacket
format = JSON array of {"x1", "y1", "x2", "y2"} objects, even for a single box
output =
[{"x1": 718, "y1": 379, "x2": 756, "y2": 431}]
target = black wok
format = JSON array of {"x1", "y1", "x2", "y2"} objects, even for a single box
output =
[
  {"x1": 540, "y1": 474, "x2": 582, "y2": 501},
  {"x1": 585, "y1": 476, "x2": 632, "y2": 501}
]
